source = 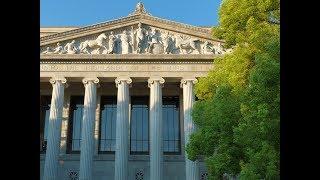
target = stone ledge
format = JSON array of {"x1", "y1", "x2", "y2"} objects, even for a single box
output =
[
  {"x1": 40, "y1": 54, "x2": 219, "y2": 62},
  {"x1": 40, "y1": 154, "x2": 188, "y2": 162}
]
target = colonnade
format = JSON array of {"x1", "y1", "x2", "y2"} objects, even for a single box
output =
[{"x1": 42, "y1": 76, "x2": 199, "y2": 180}]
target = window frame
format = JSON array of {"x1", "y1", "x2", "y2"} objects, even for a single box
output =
[
  {"x1": 98, "y1": 96, "x2": 117, "y2": 154},
  {"x1": 130, "y1": 96, "x2": 150, "y2": 155},
  {"x1": 66, "y1": 96, "x2": 84, "y2": 154},
  {"x1": 162, "y1": 96, "x2": 181, "y2": 155}
]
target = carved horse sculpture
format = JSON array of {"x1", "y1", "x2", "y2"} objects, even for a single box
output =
[
  {"x1": 79, "y1": 33, "x2": 108, "y2": 53},
  {"x1": 173, "y1": 35, "x2": 201, "y2": 54}
]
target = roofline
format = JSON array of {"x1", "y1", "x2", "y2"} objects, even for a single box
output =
[
  {"x1": 40, "y1": 13, "x2": 225, "y2": 46},
  {"x1": 40, "y1": 26, "x2": 79, "y2": 28}
]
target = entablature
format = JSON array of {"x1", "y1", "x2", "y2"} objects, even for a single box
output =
[{"x1": 40, "y1": 54, "x2": 218, "y2": 63}]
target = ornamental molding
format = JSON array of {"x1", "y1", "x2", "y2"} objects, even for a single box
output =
[
  {"x1": 40, "y1": 54, "x2": 222, "y2": 60},
  {"x1": 40, "y1": 61, "x2": 213, "y2": 64},
  {"x1": 40, "y1": 64, "x2": 213, "y2": 73},
  {"x1": 40, "y1": 54, "x2": 217, "y2": 66}
]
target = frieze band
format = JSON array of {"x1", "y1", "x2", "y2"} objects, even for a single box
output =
[
  {"x1": 41, "y1": 22, "x2": 231, "y2": 55},
  {"x1": 40, "y1": 64, "x2": 212, "y2": 72}
]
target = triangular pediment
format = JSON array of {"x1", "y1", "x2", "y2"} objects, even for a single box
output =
[{"x1": 40, "y1": 3, "x2": 227, "y2": 55}]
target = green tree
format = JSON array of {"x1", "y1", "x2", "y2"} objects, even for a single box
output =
[{"x1": 186, "y1": 0, "x2": 280, "y2": 179}]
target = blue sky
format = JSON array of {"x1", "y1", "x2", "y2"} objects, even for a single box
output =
[{"x1": 40, "y1": 0, "x2": 222, "y2": 27}]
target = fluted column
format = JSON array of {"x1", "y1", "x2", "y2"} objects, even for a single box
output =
[
  {"x1": 79, "y1": 77, "x2": 99, "y2": 180},
  {"x1": 148, "y1": 77, "x2": 165, "y2": 180},
  {"x1": 114, "y1": 77, "x2": 132, "y2": 180},
  {"x1": 181, "y1": 78, "x2": 199, "y2": 180},
  {"x1": 43, "y1": 77, "x2": 68, "y2": 180}
]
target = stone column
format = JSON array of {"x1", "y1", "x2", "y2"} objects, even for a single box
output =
[
  {"x1": 148, "y1": 77, "x2": 165, "y2": 180},
  {"x1": 43, "y1": 77, "x2": 67, "y2": 180},
  {"x1": 114, "y1": 77, "x2": 132, "y2": 180},
  {"x1": 94, "y1": 95, "x2": 101, "y2": 156},
  {"x1": 60, "y1": 94, "x2": 70, "y2": 155},
  {"x1": 181, "y1": 78, "x2": 199, "y2": 180},
  {"x1": 79, "y1": 77, "x2": 99, "y2": 180}
]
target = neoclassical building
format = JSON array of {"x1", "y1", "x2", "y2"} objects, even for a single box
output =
[{"x1": 40, "y1": 3, "x2": 228, "y2": 180}]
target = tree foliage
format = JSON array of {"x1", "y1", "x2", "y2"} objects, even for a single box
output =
[{"x1": 186, "y1": 0, "x2": 280, "y2": 179}]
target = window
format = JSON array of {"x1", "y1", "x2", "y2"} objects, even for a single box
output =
[
  {"x1": 67, "y1": 96, "x2": 84, "y2": 154},
  {"x1": 163, "y1": 96, "x2": 180, "y2": 154},
  {"x1": 40, "y1": 96, "x2": 51, "y2": 153},
  {"x1": 130, "y1": 96, "x2": 149, "y2": 154},
  {"x1": 99, "y1": 96, "x2": 117, "y2": 153}
]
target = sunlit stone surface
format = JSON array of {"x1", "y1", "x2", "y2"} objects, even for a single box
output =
[{"x1": 39, "y1": 2, "x2": 226, "y2": 180}]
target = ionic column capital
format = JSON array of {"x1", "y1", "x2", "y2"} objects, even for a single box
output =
[
  {"x1": 115, "y1": 76, "x2": 132, "y2": 88},
  {"x1": 148, "y1": 76, "x2": 165, "y2": 88},
  {"x1": 82, "y1": 77, "x2": 100, "y2": 87},
  {"x1": 49, "y1": 77, "x2": 68, "y2": 87},
  {"x1": 180, "y1": 78, "x2": 198, "y2": 88}
]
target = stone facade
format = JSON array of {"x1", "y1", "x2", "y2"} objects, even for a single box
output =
[{"x1": 40, "y1": 3, "x2": 223, "y2": 180}]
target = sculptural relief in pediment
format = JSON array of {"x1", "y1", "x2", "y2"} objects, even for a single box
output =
[{"x1": 40, "y1": 23, "x2": 228, "y2": 55}]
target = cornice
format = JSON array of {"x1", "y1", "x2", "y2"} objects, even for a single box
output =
[
  {"x1": 141, "y1": 15, "x2": 210, "y2": 35},
  {"x1": 40, "y1": 54, "x2": 220, "y2": 60},
  {"x1": 40, "y1": 61, "x2": 214, "y2": 64},
  {"x1": 40, "y1": 15, "x2": 140, "y2": 46},
  {"x1": 40, "y1": 13, "x2": 224, "y2": 46}
]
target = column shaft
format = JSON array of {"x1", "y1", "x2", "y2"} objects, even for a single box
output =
[
  {"x1": 79, "y1": 78, "x2": 99, "y2": 180},
  {"x1": 181, "y1": 79, "x2": 199, "y2": 180},
  {"x1": 148, "y1": 77, "x2": 165, "y2": 180},
  {"x1": 114, "y1": 77, "x2": 132, "y2": 180},
  {"x1": 43, "y1": 78, "x2": 67, "y2": 180}
]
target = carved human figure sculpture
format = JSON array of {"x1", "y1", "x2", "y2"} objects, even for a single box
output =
[
  {"x1": 147, "y1": 28, "x2": 162, "y2": 54},
  {"x1": 53, "y1": 42, "x2": 64, "y2": 54},
  {"x1": 120, "y1": 30, "x2": 132, "y2": 54},
  {"x1": 163, "y1": 32, "x2": 173, "y2": 54},
  {"x1": 108, "y1": 31, "x2": 117, "y2": 54},
  {"x1": 135, "y1": 23, "x2": 146, "y2": 53},
  {"x1": 42, "y1": 47, "x2": 52, "y2": 54},
  {"x1": 64, "y1": 40, "x2": 78, "y2": 54}
]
